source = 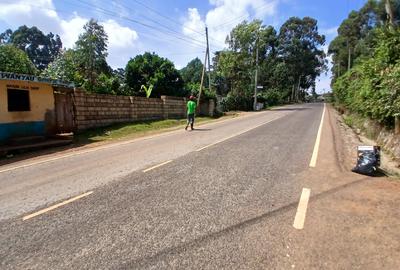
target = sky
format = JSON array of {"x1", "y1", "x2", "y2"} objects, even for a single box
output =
[{"x1": 0, "y1": 0, "x2": 367, "y2": 93}]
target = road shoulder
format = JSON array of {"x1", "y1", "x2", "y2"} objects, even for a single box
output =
[{"x1": 288, "y1": 104, "x2": 400, "y2": 269}]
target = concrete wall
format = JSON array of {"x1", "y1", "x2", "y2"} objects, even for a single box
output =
[
  {"x1": 0, "y1": 80, "x2": 55, "y2": 143},
  {"x1": 74, "y1": 90, "x2": 216, "y2": 131}
]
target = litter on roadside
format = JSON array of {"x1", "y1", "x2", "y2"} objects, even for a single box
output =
[{"x1": 352, "y1": 146, "x2": 381, "y2": 176}]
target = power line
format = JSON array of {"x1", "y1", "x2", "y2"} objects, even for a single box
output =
[
  {"x1": 69, "y1": 0, "x2": 207, "y2": 49},
  {"x1": 93, "y1": 0, "x2": 213, "y2": 49},
  {"x1": 0, "y1": 0, "x2": 205, "y2": 50},
  {"x1": 121, "y1": 0, "x2": 223, "y2": 47},
  {"x1": 212, "y1": 2, "x2": 275, "y2": 30}
]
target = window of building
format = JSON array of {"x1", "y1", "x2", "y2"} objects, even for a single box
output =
[{"x1": 7, "y1": 89, "x2": 30, "y2": 112}]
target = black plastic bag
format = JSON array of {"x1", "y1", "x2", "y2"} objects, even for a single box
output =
[{"x1": 352, "y1": 146, "x2": 381, "y2": 176}]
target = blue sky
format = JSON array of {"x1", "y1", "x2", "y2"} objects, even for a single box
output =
[{"x1": 0, "y1": 0, "x2": 367, "y2": 93}]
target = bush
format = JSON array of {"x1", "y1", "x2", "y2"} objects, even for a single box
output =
[
  {"x1": 261, "y1": 89, "x2": 284, "y2": 106},
  {"x1": 333, "y1": 27, "x2": 400, "y2": 128},
  {"x1": 220, "y1": 93, "x2": 253, "y2": 111}
]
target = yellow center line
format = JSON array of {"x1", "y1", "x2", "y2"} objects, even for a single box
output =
[
  {"x1": 142, "y1": 160, "x2": 173, "y2": 173},
  {"x1": 22, "y1": 191, "x2": 93, "y2": 221},
  {"x1": 309, "y1": 103, "x2": 326, "y2": 167},
  {"x1": 293, "y1": 188, "x2": 311, "y2": 230}
]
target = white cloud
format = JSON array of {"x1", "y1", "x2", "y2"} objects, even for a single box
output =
[
  {"x1": 321, "y1": 26, "x2": 338, "y2": 37},
  {"x1": 182, "y1": 0, "x2": 279, "y2": 50},
  {"x1": 59, "y1": 13, "x2": 87, "y2": 48},
  {"x1": 183, "y1": 8, "x2": 205, "y2": 36},
  {"x1": 102, "y1": 19, "x2": 139, "y2": 67},
  {"x1": 0, "y1": 0, "x2": 139, "y2": 68},
  {"x1": 315, "y1": 44, "x2": 333, "y2": 94}
]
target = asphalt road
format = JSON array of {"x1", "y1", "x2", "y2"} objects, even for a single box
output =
[{"x1": 1, "y1": 103, "x2": 324, "y2": 269}]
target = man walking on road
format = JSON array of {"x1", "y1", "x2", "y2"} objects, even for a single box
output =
[{"x1": 185, "y1": 96, "x2": 196, "y2": 131}]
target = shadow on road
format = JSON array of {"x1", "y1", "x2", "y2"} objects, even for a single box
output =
[
  {"x1": 272, "y1": 108, "x2": 311, "y2": 112},
  {"x1": 191, "y1": 128, "x2": 212, "y2": 132},
  {"x1": 121, "y1": 176, "x2": 372, "y2": 268}
]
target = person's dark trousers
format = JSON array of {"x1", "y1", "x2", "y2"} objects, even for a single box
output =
[{"x1": 185, "y1": 113, "x2": 195, "y2": 130}]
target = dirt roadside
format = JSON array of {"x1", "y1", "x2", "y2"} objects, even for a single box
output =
[{"x1": 286, "y1": 104, "x2": 400, "y2": 269}]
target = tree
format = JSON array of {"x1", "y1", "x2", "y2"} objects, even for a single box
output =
[
  {"x1": 278, "y1": 16, "x2": 326, "y2": 101},
  {"x1": 180, "y1": 58, "x2": 204, "y2": 85},
  {"x1": 0, "y1": 26, "x2": 62, "y2": 70},
  {"x1": 218, "y1": 20, "x2": 278, "y2": 100},
  {"x1": 0, "y1": 45, "x2": 37, "y2": 74},
  {"x1": 125, "y1": 52, "x2": 185, "y2": 97},
  {"x1": 41, "y1": 49, "x2": 83, "y2": 84},
  {"x1": 75, "y1": 19, "x2": 110, "y2": 91},
  {"x1": 328, "y1": 0, "x2": 400, "y2": 79}
]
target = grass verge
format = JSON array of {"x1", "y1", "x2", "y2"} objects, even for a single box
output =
[{"x1": 74, "y1": 116, "x2": 225, "y2": 143}]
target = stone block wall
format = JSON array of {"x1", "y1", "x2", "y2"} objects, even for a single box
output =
[{"x1": 72, "y1": 90, "x2": 213, "y2": 131}]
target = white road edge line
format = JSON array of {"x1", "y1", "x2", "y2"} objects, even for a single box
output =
[
  {"x1": 293, "y1": 188, "x2": 311, "y2": 230},
  {"x1": 142, "y1": 160, "x2": 173, "y2": 173},
  {"x1": 309, "y1": 103, "x2": 326, "y2": 167},
  {"x1": 196, "y1": 116, "x2": 283, "y2": 152},
  {"x1": 22, "y1": 191, "x2": 93, "y2": 221}
]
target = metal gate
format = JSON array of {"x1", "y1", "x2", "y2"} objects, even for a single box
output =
[{"x1": 54, "y1": 87, "x2": 75, "y2": 133}]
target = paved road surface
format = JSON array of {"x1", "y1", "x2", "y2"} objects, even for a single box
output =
[
  {"x1": 0, "y1": 106, "x2": 308, "y2": 221},
  {"x1": 1, "y1": 103, "x2": 398, "y2": 269}
]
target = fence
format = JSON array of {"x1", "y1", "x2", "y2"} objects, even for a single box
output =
[{"x1": 72, "y1": 89, "x2": 215, "y2": 131}]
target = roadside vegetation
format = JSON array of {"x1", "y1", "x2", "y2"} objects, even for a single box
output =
[
  {"x1": 74, "y1": 116, "x2": 228, "y2": 143},
  {"x1": 330, "y1": 0, "x2": 400, "y2": 129},
  {"x1": 1, "y1": 16, "x2": 327, "y2": 110}
]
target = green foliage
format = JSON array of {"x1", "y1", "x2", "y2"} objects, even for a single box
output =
[
  {"x1": 213, "y1": 17, "x2": 326, "y2": 110},
  {"x1": 180, "y1": 57, "x2": 204, "y2": 85},
  {"x1": 92, "y1": 73, "x2": 121, "y2": 95},
  {"x1": 140, "y1": 84, "x2": 153, "y2": 98},
  {"x1": 0, "y1": 44, "x2": 37, "y2": 74},
  {"x1": 0, "y1": 25, "x2": 62, "y2": 70},
  {"x1": 125, "y1": 52, "x2": 185, "y2": 97},
  {"x1": 278, "y1": 16, "x2": 326, "y2": 90},
  {"x1": 262, "y1": 89, "x2": 285, "y2": 106},
  {"x1": 220, "y1": 93, "x2": 253, "y2": 111},
  {"x1": 75, "y1": 19, "x2": 110, "y2": 92},
  {"x1": 41, "y1": 49, "x2": 83, "y2": 84},
  {"x1": 333, "y1": 27, "x2": 400, "y2": 127},
  {"x1": 329, "y1": 0, "x2": 400, "y2": 78},
  {"x1": 343, "y1": 115, "x2": 354, "y2": 127}
]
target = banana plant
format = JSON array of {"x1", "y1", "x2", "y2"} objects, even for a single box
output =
[{"x1": 140, "y1": 84, "x2": 153, "y2": 98}]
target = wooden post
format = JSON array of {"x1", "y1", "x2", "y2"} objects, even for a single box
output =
[
  {"x1": 198, "y1": 27, "x2": 209, "y2": 108},
  {"x1": 395, "y1": 116, "x2": 400, "y2": 135}
]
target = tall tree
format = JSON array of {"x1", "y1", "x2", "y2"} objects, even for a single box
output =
[
  {"x1": 329, "y1": 0, "x2": 400, "y2": 79},
  {"x1": 0, "y1": 44, "x2": 37, "y2": 74},
  {"x1": 180, "y1": 57, "x2": 204, "y2": 85},
  {"x1": 75, "y1": 19, "x2": 110, "y2": 91},
  {"x1": 278, "y1": 16, "x2": 326, "y2": 101},
  {"x1": 221, "y1": 20, "x2": 278, "y2": 96},
  {"x1": 125, "y1": 52, "x2": 184, "y2": 97},
  {"x1": 0, "y1": 26, "x2": 62, "y2": 70}
]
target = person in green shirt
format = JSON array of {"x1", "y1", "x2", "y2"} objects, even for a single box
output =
[{"x1": 185, "y1": 96, "x2": 197, "y2": 130}]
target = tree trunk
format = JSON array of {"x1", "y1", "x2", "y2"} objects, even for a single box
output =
[
  {"x1": 386, "y1": 0, "x2": 395, "y2": 26},
  {"x1": 395, "y1": 116, "x2": 400, "y2": 135}
]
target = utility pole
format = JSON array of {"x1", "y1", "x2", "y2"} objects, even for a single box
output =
[
  {"x1": 253, "y1": 36, "x2": 259, "y2": 111},
  {"x1": 198, "y1": 27, "x2": 209, "y2": 107},
  {"x1": 206, "y1": 27, "x2": 212, "y2": 94}
]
